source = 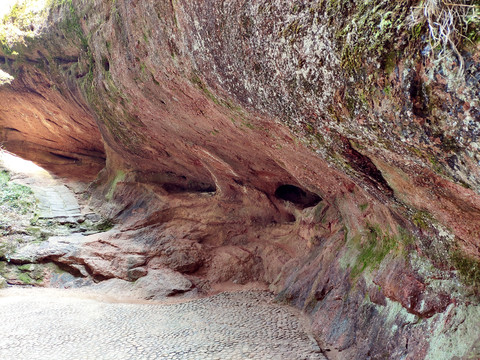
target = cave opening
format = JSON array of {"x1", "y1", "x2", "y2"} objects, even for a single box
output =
[{"x1": 274, "y1": 184, "x2": 322, "y2": 209}]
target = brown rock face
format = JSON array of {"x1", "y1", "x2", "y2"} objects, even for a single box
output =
[
  {"x1": 1, "y1": 1, "x2": 480, "y2": 359},
  {"x1": 0, "y1": 58, "x2": 105, "y2": 180}
]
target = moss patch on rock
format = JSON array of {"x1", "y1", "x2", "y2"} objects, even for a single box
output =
[
  {"x1": 350, "y1": 223, "x2": 397, "y2": 278},
  {"x1": 451, "y1": 247, "x2": 480, "y2": 292}
]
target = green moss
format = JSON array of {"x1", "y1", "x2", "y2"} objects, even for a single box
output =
[
  {"x1": 358, "y1": 203, "x2": 369, "y2": 212},
  {"x1": 18, "y1": 264, "x2": 35, "y2": 271},
  {"x1": 408, "y1": 146, "x2": 423, "y2": 158},
  {"x1": 241, "y1": 120, "x2": 254, "y2": 130},
  {"x1": 0, "y1": 170, "x2": 36, "y2": 216},
  {"x1": 190, "y1": 73, "x2": 221, "y2": 105},
  {"x1": 96, "y1": 219, "x2": 114, "y2": 232},
  {"x1": 56, "y1": 0, "x2": 88, "y2": 51},
  {"x1": 338, "y1": 1, "x2": 409, "y2": 72},
  {"x1": 17, "y1": 272, "x2": 32, "y2": 284},
  {"x1": 343, "y1": 225, "x2": 349, "y2": 243},
  {"x1": 383, "y1": 51, "x2": 397, "y2": 74},
  {"x1": 106, "y1": 170, "x2": 125, "y2": 200},
  {"x1": 451, "y1": 248, "x2": 480, "y2": 291},
  {"x1": 383, "y1": 85, "x2": 392, "y2": 96},
  {"x1": 411, "y1": 22, "x2": 424, "y2": 40},
  {"x1": 350, "y1": 223, "x2": 397, "y2": 278},
  {"x1": 412, "y1": 210, "x2": 434, "y2": 230}
]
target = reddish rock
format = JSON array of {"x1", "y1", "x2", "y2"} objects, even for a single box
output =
[{"x1": 1, "y1": 1, "x2": 479, "y2": 359}]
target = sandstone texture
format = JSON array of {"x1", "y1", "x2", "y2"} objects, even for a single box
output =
[{"x1": 1, "y1": 1, "x2": 480, "y2": 359}]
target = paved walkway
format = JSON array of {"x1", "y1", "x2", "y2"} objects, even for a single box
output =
[
  {"x1": 0, "y1": 288, "x2": 325, "y2": 360},
  {"x1": 33, "y1": 185, "x2": 82, "y2": 219},
  {"x1": 0, "y1": 151, "x2": 85, "y2": 220}
]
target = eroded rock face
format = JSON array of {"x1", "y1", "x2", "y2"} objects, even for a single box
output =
[
  {"x1": 0, "y1": 60, "x2": 105, "y2": 180},
  {"x1": 1, "y1": 1, "x2": 480, "y2": 359}
]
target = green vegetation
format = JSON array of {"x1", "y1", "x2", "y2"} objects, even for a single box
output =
[
  {"x1": 334, "y1": 0, "x2": 480, "y2": 74},
  {"x1": 0, "y1": 168, "x2": 37, "y2": 260},
  {"x1": 106, "y1": 170, "x2": 125, "y2": 200},
  {"x1": 190, "y1": 73, "x2": 221, "y2": 105},
  {"x1": 451, "y1": 248, "x2": 480, "y2": 291},
  {"x1": 0, "y1": 170, "x2": 36, "y2": 216},
  {"x1": 96, "y1": 219, "x2": 114, "y2": 232},
  {"x1": 0, "y1": 0, "x2": 50, "y2": 55},
  {"x1": 358, "y1": 203, "x2": 369, "y2": 212},
  {"x1": 17, "y1": 272, "x2": 32, "y2": 284},
  {"x1": 350, "y1": 223, "x2": 397, "y2": 278},
  {"x1": 412, "y1": 210, "x2": 435, "y2": 230},
  {"x1": 18, "y1": 263, "x2": 34, "y2": 271},
  {"x1": 334, "y1": 0, "x2": 411, "y2": 74}
]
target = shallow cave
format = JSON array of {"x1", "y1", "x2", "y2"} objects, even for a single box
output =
[{"x1": 274, "y1": 184, "x2": 322, "y2": 209}]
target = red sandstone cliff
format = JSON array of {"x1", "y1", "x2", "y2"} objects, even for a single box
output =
[{"x1": 1, "y1": 1, "x2": 480, "y2": 358}]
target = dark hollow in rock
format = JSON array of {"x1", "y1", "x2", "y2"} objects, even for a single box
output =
[
  {"x1": 102, "y1": 57, "x2": 110, "y2": 72},
  {"x1": 274, "y1": 184, "x2": 321, "y2": 209},
  {"x1": 162, "y1": 182, "x2": 216, "y2": 194},
  {"x1": 137, "y1": 171, "x2": 217, "y2": 194}
]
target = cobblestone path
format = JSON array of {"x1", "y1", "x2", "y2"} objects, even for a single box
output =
[{"x1": 0, "y1": 288, "x2": 326, "y2": 360}]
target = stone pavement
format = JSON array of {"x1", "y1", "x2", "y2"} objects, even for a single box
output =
[
  {"x1": 33, "y1": 184, "x2": 82, "y2": 219},
  {"x1": 1, "y1": 150, "x2": 94, "y2": 221},
  {"x1": 0, "y1": 288, "x2": 326, "y2": 360}
]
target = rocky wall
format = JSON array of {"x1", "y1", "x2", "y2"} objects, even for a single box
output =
[{"x1": 1, "y1": 0, "x2": 480, "y2": 358}]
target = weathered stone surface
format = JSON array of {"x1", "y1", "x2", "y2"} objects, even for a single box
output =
[
  {"x1": 0, "y1": 276, "x2": 7, "y2": 289},
  {"x1": 1, "y1": 1, "x2": 480, "y2": 358},
  {"x1": 147, "y1": 239, "x2": 205, "y2": 274},
  {"x1": 126, "y1": 267, "x2": 148, "y2": 281},
  {"x1": 93, "y1": 269, "x2": 193, "y2": 300}
]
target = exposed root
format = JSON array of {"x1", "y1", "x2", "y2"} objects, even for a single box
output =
[{"x1": 409, "y1": 0, "x2": 480, "y2": 76}]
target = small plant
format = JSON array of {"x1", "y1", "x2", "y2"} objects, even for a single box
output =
[
  {"x1": 412, "y1": 210, "x2": 435, "y2": 230},
  {"x1": 359, "y1": 203, "x2": 369, "y2": 212}
]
